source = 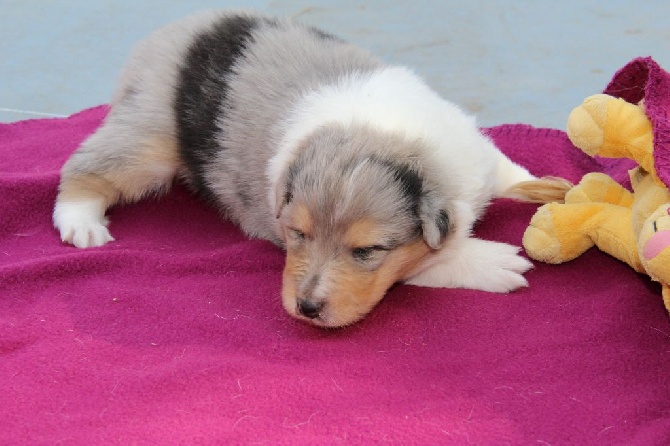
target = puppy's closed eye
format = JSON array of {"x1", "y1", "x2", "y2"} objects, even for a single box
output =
[
  {"x1": 351, "y1": 245, "x2": 390, "y2": 262},
  {"x1": 288, "y1": 228, "x2": 306, "y2": 242}
]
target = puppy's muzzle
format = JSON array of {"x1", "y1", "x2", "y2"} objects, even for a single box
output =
[{"x1": 297, "y1": 298, "x2": 324, "y2": 319}]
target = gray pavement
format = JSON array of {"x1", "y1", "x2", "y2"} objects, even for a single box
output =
[{"x1": 2, "y1": 0, "x2": 669, "y2": 128}]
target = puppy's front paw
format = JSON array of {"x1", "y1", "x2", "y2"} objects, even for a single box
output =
[
  {"x1": 473, "y1": 242, "x2": 532, "y2": 293},
  {"x1": 405, "y1": 238, "x2": 532, "y2": 293},
  {"x1": 53, "y1": 201, "x2": 114, "y2": 248}
]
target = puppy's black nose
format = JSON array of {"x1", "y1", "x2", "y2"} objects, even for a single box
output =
[{"x1": 297, "y1": 299, "x2": 323, "y2": 319}]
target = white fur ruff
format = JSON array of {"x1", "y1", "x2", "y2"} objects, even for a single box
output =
[{"x1": 269, "y1": 66, "x2": 534, "y2": 293}]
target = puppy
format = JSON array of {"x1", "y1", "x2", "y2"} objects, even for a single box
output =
[{"x1": 53, "y1": 11, "x2": 566, "y2": 327}]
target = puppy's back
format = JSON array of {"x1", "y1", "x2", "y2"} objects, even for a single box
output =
[
  {"x1": 176, "y1": 13, "x2": 383, "y2": 240},
  {"x1": 105, "y1": 11, "x2": 383, "y2": 242}
]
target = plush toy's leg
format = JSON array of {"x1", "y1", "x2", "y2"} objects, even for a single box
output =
[
  {"x1": 523, "y1": 202, "x2": 644, "y2": 272},
  {"x1": 567, "y1": 94, "x2": 656, "y2": 175},
  {"x1": 565, "y1": 172, "x2": 634, "y2": 207}
]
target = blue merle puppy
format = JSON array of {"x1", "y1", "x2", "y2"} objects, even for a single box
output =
[{"x1": 53, "y1": 11, "x2": 567, "y2": 327}]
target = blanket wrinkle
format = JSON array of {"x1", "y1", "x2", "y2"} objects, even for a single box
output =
[{"x1": 1, "y1": 102, "x2": 669, "y2": 444}]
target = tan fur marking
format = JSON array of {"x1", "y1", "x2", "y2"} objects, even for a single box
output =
[
  {"x1": 59, "y1": 136, "x2": 180, "y2": 207},
  {"x1": 288, "y1": 203, "x2": 313, "y2": 236},
  {"x1": 110, "y1": 136, "x2": 180, "y2": 202},
  {"x1": 138, "y1": 136, "x2": 181, "y2": 166},
  {"x1": 391, "y1": 238, "x2": 434, "y2": 279},
  {"x1": 325, "y1": 238, "x2": 431, "y2": 325},
  {"x1": 344, "y1": 218, "x2": 386, "y2": 247},
  {"x1": 282, "y1": 234, "x2": 431, "y2": 327},
  {"x1": 58, "y1": 174, "x2": 120, "y2": 208},
  {"x1": 281, "y1": 253, "x2": 302, "y2": 312}
]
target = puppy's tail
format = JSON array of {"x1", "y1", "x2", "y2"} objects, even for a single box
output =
[{"x1": 502, "y1": 176, "x2": 573, "y2": 204}]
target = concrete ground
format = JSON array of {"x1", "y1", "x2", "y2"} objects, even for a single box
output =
[{"x1": 2, "y1": 0, "x2": 669, "y2": 128}]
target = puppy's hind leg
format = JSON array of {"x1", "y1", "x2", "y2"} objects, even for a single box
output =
[{"x1": 54, "y1": 122, "x2": 180, "y2": 248}]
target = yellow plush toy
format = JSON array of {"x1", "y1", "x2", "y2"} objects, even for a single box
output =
[{"x1": 523, "y1": 93, "x2": 670, "y2": 311}]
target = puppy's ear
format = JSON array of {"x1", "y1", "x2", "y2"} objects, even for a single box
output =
[{"x1": 418, "y1": 192, "x2": 452, "y2": 250}]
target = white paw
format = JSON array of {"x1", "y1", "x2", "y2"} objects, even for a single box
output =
[
  {"x1": 404, "y1": 238, "x2": 533, "y2": 293},
  {"x1": 53, "y1": 201, "x2": 115, "y2": 248},
  {"x1": 468, "y1": 242, "x2": 532, "y2": 293}
]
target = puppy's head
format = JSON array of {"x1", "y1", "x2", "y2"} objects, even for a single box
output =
[{"x1": 274, "y1": 124, "x2": 453, "y2": 327}]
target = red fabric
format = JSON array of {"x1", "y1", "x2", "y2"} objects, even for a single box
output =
[{"x1": 2, "y1": 104, "x2": 669, "y2": 444}]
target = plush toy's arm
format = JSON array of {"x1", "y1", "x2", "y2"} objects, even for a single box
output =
[
  {"x1": 523, "y1": 172, "x2": 642, "y2": 268},
  {"x1": 567, "y1": 94, "x2": 656, "y2": 176},
  {"x1": 523, "y1": 200, "x2": 644, "y2": 272}
]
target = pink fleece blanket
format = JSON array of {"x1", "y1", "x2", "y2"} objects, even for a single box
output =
[{"x1": 2, "y1": 65, "x2": 670, "y2": 444}]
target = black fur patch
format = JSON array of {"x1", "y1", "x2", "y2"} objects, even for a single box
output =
[
  {"x1": 368, "y1": 157, "x2": 423, "y2": 216},
  {"x1": 175, "y1": 16, "x2": 342, "y2": 204},
  {"x1": 390, "y1": 163, "x2": 423, "y2": 211},
  {"x1": 174, "y1": 14, "x2": 263, "y2": 199},
  {"x1": 391, "y1": 163, "x2": 424, "y2": 239},
  {"x1": 368, "y1": 157, "x2": 424, "y2": 239},
  {"x1": 376, "y1": 158, "x2": 454, "y2": 243}
]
